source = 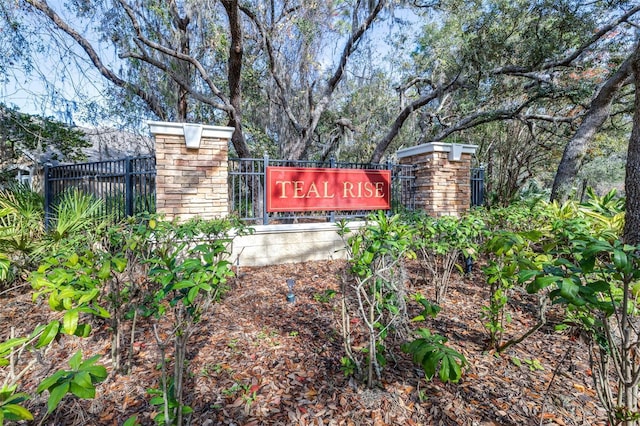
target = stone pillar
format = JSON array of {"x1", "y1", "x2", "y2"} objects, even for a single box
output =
[
  {"x1": 397, "y1": 142, "x2": 478, "y2": 217},
  {"x1": 149, "y1": 121, "x2": 234, "y2": 221}
]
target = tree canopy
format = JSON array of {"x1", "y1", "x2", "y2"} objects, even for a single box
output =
[
  {"x1": 2, "y1": 0, "x2": 640, "y2": 203},
  {"x1": 0, "y1": 103, "x2": 89, "y2": 186}
]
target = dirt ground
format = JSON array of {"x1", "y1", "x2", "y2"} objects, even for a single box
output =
[{"x1": 1, "y1": 259, "x2": 606, "y2": 425}]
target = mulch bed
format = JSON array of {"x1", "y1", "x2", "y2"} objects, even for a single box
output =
[{"x1": 1, "y1": 259, "x2": 606, "y2": 425}]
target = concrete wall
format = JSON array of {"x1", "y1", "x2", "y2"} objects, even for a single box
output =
[{"x1": 230, "y1": 222, "x2": 364, "y2": 267}]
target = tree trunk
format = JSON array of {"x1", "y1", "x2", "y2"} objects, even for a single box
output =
[
  {"x1": 170, "y1": 5, "x2": 191, "y2": 121},
  {"x1": 222, "y1": 0, "x2": 251, "y2": 158},
  {"x1": 550, "y1": 55, "x2": 633, "y2": 202},
  {"x1": 624, "y1": 43, "x2": 640, "y2": 245}
]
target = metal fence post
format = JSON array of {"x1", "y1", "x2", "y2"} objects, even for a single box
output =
[
  {"x1": 125, "y1": 157, "x2": 134, "y2": 217},
  {"x1": 329, "y1": 157, "x2": 336, "y2": 222},
  {"x1": 43, "y1": 164, "x2": 52, "y2": 230},
  {"x1": 386, "y1": 159, "x2": 393, "y2": 216},
  {"x1": 263, "y1": 154, "x2": 269, "y2": 225}
]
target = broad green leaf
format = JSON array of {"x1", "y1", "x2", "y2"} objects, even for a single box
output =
[
  {"x1": 36, "y1": 321, "x2": 60, "y2": 348},
  {"x1": 113, "y1": 256, "x2": 127, "y2": 273},
  {"x1": 149, "y1": 396, "x2": 165, "y2": 406},
  {"x1": 37, "y1": 370, "x2": 66, "y2": 393},
  {"x1": 559, "y1": 278, "x2": 580, "y2": 302},
  {"x1": 63, "y1": 309, "x2": 79, "y2": 335},
  {"x1": 2, "y1": 403, "x2": 34, "y2": 421},
  {"x1": 77, "y1": 288, "x2": 100, "y2": 305},
  {"x1": 527, "y1": 275, "x2": 559, "y2": 293},
  {"x1": 72, "y1": 371, "x2": 92, "y2": 388},
  {"x1": 68, "y1": 253, "x2": 79, "y2": 266},
  {"x1": 69, "y1": 382, "x2": 95, "y2": 399},
  {"x1": 78, "y1": 354, "x2": 101, "y2": 370},
  {"x1": 172, "y1": 280, "x2": 195, "y2": 290},
  {"x1": 97, "y1": 261, "x2": 111, "y2": 280},
  {"x1": 73, "y1": 323, "x2": 92, "y2": 338},
  {"x1": 84, "y1": 365, "x2": 107, "y2": 382},
  {"x1": 46, "y1": 382, "x2": 70, "y2": 413},
  {"x1": 517, "y1": 269, "x2": 539, "y2": 284},
  {"x1": 187, "y1": 286, "x2": 199, "y2": 305},
  {"x1": 48, "y1": 292, "x2": 63, "y2": 311},
  {"x1": 0, "y1": 385, "x2": 18, "y2": 400},
  {"x1": 68, "y1": 350, "x2": 83, "y2": 370},
  {"x1": 613, "y1": 250, "x2": 628, "y2": 272},
  {"x1": 579, "y1": 255, "x2": 596, "y2": 274},
  {"x1": 123, "y1": 415, "x2": 139, "y2": 426},
  {"x1": 439, "y1": 355, "x2": 450, "y2": 382},
  {"x1": 0, "y1": 337, "x2": 27, "y2": 355}
]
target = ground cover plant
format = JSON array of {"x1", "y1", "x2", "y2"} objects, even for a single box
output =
[{"x1": 0, "y1": 185, "x2": 636, "y2": 425}]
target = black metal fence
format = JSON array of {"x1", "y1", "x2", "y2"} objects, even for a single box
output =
[
  {"x1": 44, "y1": 156, "x2": 156, "y2": 226},
  {"x1": 471, "y1": 167, "x2": 485, "y2": 207},
  {"x1": 43, "y1": 155, "x2": 484, "y2": 226},
  {"x1": 228, "y1": 156, "x2": 416, "y2": 225}
]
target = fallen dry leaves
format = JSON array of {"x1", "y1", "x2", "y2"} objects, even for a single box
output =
[{"x1": 1, "y1": 259, "x2": 608, "y2": 425}]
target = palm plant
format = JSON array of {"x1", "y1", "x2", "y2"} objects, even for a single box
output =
[
  {"x1": 37, "y1": 189, "x2": 109, "y2": 255},
  {"x1": 0, "y1": 183, "x2": 44, "y2": 283}
]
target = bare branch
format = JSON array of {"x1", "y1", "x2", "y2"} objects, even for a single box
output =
[
  {"x1": 25, "y1": 0, "x2": 167, "y2": 119},
  {"x1": 116, "y1": 0, "x2": 232, "y2": 112},
  {"x1": 369, "y1": 76, "x2": 463, "y2": 163},
  {"x1": 240, "y1": 4, "x2": 304, "y2": 133}
]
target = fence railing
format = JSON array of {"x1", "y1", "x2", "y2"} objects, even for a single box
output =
[
  {"x1": 43, "y1": 155, "x2": 484, "y2": 226},
  {"x1": 471, "y1": 167, "x2": 485, "y2": 207},
  {"x1": 44, "y1": 156, "x2": 156, "y2": 227},
  {"x1": 228, "y1": 156, "x2": 417, "y2": 225}
]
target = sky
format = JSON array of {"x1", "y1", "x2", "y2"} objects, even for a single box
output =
[
  {"x1": 1, "y1": 0, "x2": 117, "y2": 126},
  {"x1": 1, "y1": 1, "x2": 422, "y2": 128}
]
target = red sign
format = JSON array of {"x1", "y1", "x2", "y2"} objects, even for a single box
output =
[{"x1": 266, "y1": 167, "x2": 391, "y2": 212}]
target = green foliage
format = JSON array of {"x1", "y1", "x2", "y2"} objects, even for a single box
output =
[
  {"x1": 401, "y1": 328, "x2": 467, "y2": 383},
  {"x1": 0, "y1": 104, "x2": 90, "y2": 185},
  {"x1": 410, "y1": 292, "x2": 441, "y2": 322},
  {"x1": 337, "y1": 212, "x2": 415, "y2": 388},
  {"x1": 148, "y1": 381, "x2": 193, "y2": 426},
  {"x1": 313, "y1": 289, "x2": 337, "y2": 303},
  {"x1": 482, "y1": 189, "x2": 640, "y2": 424},
  {"x1": 141, "y1": 216, "x2": 249, "y2": 425},
  {"x1": 481, "y1": 230, "x2": 532, "y2": 350},
  {"x1": 30, "y1": 250, "x2": 111, "y2": 336},
  {"x1": 36, "y1": 350, "x2": 107, "y2": 414},
  {"x1": 402, "y1": 293, "x2": 467, "y2": 383},
  {"x1": 145, "y1": 217, "x2": 241, "y2": 319},
  {"x1": 410, "y1": 210, "x2": 484, "y2": 303},
  {"x1": 0, "y1": 183, "x2": 44, "y2": 284},
  {"x1": 0, "y1": 385, "x2": 33, "y2": 425},
  {"x1": 44, "y1": 189, "x2": 108, "y2": 250}
]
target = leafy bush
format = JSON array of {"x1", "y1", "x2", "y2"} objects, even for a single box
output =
[
  {"x1": 402, "y1": 294, "x2": 467, "y2": 383},
  {"x1": 337, "y1": 211, "x2": 415, "y2": 388},
  {"x1": 141, "y1": 216, "x2": 250, "y2": 425},
  {"x1": 411, "y1": 211, "x2": 484, "y2": 303},
  {"x1": 36, "y1": 350, "x2": 107, "y2": 414},
  {"x1": 480, "y1": 188, "x2": 639, "y2": 424}
]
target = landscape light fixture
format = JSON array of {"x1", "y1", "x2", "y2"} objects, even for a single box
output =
[
  {"x1": 286, "y1": 278, "x2": 295, "y2": 303},
  {"x1": 183, "y1": 123, "x2": 203, "y2": 149}
]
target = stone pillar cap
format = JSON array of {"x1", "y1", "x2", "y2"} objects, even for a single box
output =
[
  {"x1": 396, "y1": 142, "x2": 478, "y2": 161},
  {"x1": 148, "y1": 121, "x2": 235, "y2": 140}
]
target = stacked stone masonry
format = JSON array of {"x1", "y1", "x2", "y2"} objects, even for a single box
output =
[
  {"x1": 154, "y1": 133, "x2": 229, "y2": 221},
  {"x1": 399, "y1": 149, "x2": 474, "y2": 217}
]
